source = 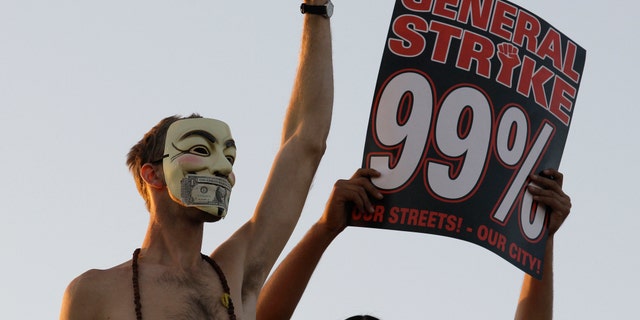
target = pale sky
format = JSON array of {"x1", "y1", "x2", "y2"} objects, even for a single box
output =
[{"x1": 1, "y1": 0, "x2": 637, "y2": 319}]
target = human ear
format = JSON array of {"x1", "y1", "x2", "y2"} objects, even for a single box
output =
[{"x1": 140, "y1": 163, "x2": 165, "y2": 189}]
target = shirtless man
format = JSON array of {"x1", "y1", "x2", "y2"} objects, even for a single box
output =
[
  {"x1": 60, "y1": 1, "x2": 334, "y2": 319},
  {"x1": 257, "y1": 168, "x2": 571, "y2": 320}
]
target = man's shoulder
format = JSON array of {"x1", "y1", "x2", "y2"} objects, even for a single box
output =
[
  {"x1": 66, "y1": 261, "x2": 132, "y2": 298},
  {"x1": 61, "y1": 261, "x2": 134, "y2": 319}
]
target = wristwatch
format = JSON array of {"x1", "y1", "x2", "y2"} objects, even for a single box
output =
[{"x1": 300, "y1": 1, "x2": 333, "y2": 18}]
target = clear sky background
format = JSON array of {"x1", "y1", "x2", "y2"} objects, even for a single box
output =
[{"x1": 1, "y1": 0, "x2": 637, "y2": 319}]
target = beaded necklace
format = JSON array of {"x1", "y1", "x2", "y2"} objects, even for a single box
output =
[{"x1": 132, "y1": 248, "x2": 237, "y2": 320}]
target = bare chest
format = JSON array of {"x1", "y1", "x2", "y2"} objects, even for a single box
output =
[
  {"x1": 134, "y1": 267, "x2": 236, "y2": 320},
  {"x1": 133, "y1": 271, "x2": 234, "y2": 320}
]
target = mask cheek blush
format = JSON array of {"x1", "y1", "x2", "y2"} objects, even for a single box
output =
[{"x1": 176, "y1": 155, "x2": 207, "y2": 173}]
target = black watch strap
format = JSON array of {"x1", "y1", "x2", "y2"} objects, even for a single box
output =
[{"x1": 300, "y1": 1, "x2": 332, "y2": 18}]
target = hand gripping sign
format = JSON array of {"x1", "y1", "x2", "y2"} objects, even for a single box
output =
[{"x1": 352, "y1": 0, "x2": 586, "y2": 279}]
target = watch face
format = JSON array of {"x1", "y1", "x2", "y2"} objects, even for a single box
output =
[{"x1": 326, "y1": 1, "x2": 333, "y2": 17}]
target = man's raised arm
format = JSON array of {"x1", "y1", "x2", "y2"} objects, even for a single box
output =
[{"x1": 215, "y1": 0, "x2": 335, "y2": 305}]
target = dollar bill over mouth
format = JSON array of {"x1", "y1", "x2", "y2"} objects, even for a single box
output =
[{"x1": 180, "y1": 174, "x2": 232, "y2": 209}]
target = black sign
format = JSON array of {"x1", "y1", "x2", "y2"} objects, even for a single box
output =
[{"x1": 353, "y1": 0, "x2": 586, "y2": 279}]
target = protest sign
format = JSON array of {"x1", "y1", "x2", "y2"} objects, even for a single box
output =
[{"x1": 353, "y1": 0, "x2": 586, "y2": 278}]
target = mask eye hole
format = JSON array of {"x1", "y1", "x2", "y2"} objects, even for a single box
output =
[
  {"x1": 226, "y1": 156, "x2": 235, "y2": 165},
  {"x1": 189, "y1": 145, "x2": 210, "y2": 156}
]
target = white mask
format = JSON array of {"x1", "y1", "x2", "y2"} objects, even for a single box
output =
[{"x1": 162, "y1": 118, "x2": 236, "y2": 218}]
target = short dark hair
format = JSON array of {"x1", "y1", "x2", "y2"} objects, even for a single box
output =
[
  {"x1": 126, "y1": 113, "x2": 202, "y2": 209},
  {"x1": 345, "y1": 316, "x2": 380, "y2": 320}
]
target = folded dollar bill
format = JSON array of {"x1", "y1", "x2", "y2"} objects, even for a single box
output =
[{"x1": 180, "y1": 174, "x2": 232, "y2": 208}]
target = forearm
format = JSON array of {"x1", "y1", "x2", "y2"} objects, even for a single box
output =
[
  {"x1": 283, "y1": 2, "x2": 333, "y2": 145},
  {"x1": 257, "y1": 222, "x2": 339, "y2": 320},
  {"x1": 515, "y1": 237, "x2": 554, "y2": 320}
]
